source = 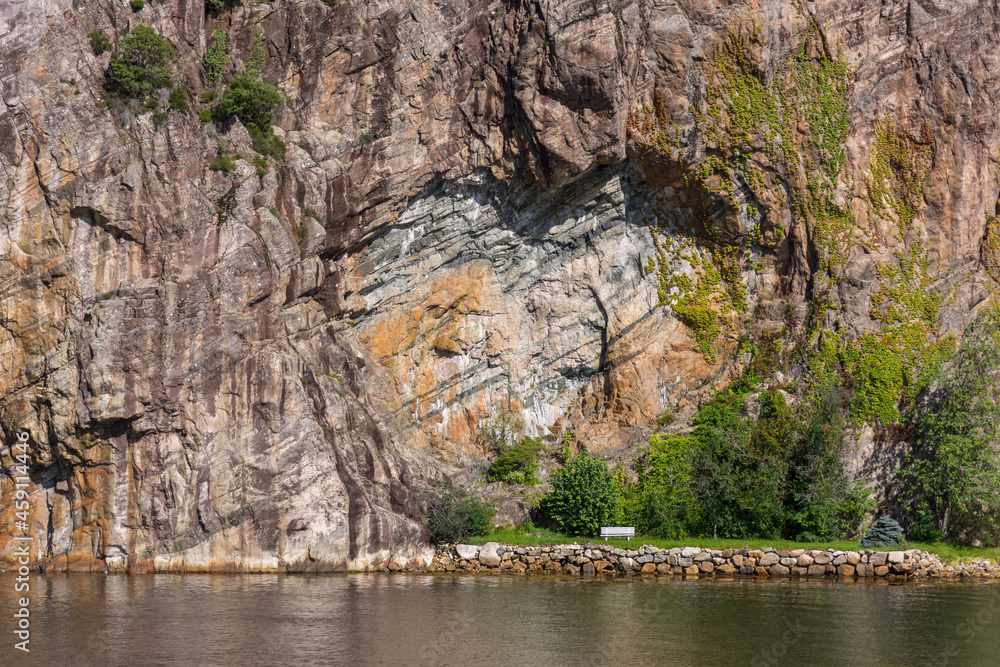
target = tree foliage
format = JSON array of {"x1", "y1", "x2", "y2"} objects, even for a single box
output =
[
  {"x1": 424, "y1": 479, "x2": 494, "y2": 543},
  {"x1": 486, "y1": 436, "x2": 544, "y2": 486},
  {"x1": 901, "y1": 306, "x2": 1000, "y2": 544},
  {"x1": 108, "y1": 26, "x2": 175, "y2": 98},
  {"x1": 622, "y1": 434, "x2": 694, "y2": 539},
  {"x1": 216, "y1": 74, "x2": 284, "y2": 133},
  {"x1": 541, "y1": 452, "x2": 620, "y2": 536}
]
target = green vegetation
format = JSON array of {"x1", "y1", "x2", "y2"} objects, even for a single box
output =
[
  {"x1": 204, "y1": 29, "x2": 229, "y2": 88},
  {"x1": 130, "y1": 0, "x2": 145, "y2": 10},
  {"x1": 620, "y1": 434, "x2": 694, "y2": 539},
  {"x1": 208, "y1": 153, "x2": 236, "y2": 174},
  {"x1": 168, "y1": 88, "x2": 189, "y2": 113},
  {"x1": 541, "y1": 453, "x2": 621, "y2": 536},
  {"x1": 205, "y1": 0, "x2": 227, "y2": 13},
  {"x1": 245, "y1": 25, "x2": 267, "y2": 79},
  {"x1": 865, "y1": 113, "x2": 934, "y2": 234},
  {"x1": 425, "y1": 479, "x2": 495, "y2": 543},
  {"x1": 88, "y1": 31, "x2": 112, "y2": 56},
  {"x1": 628, "y1": 22, "x2": 854, "y2": 362},
  {"x1": 215, "y1": 74, "x2": 286, "y2": 158},
  {"x1": 900, "y1": 306, "x2": 1000, "y2": 545},
  {"x1": 108, "y1": 26, "x2": 175, "y2": 98},
  {"x1": 253, "y1": 155, "x2": 268, "y2": 177},
  {"x1": 486, "y1": 436, "x2": 545, "y2": 486},
  {"x1": 859, "y1": 516, "x2": 905, "y2": 548},
  {"x1": 216, "y1": 74, "x2": 283, "y2": 133}
]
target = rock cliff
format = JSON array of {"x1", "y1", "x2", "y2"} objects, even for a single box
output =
[{"x1": 1, "y1": 0, "x2": 999, "y2": 570}]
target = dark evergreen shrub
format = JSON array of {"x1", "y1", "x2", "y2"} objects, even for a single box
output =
[{"x1": 859, "y1": 516, "x2": 905, "y2": 547}]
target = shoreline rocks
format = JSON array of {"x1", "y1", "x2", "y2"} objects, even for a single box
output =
[{"x1": 420, "y1": 544, "x2": 1000, "y2": 581}]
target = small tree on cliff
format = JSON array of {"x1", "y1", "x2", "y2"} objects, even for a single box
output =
[
  {"x1": 108, "y1": 26, "x2": 175, "y2": 98},
  {"x1": 215, "y1": 74, "x2": 286, "y2": 157}
]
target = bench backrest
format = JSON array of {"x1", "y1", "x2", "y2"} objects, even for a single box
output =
[{"x1": 600, "y1": 526, "x2": 635, "y2": 536}]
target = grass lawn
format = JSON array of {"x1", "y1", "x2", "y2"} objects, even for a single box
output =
[{"x1": 464, "y1": 528, "x2": 1000, "y2": 564}]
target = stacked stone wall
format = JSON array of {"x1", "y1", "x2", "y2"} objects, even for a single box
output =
[{"x1": 423, "y1": 543, "x2": 1000, "y2": 580}]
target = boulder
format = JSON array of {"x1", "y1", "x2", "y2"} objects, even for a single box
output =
[{"x1": 479, "y1": 542, "x2": 502, "y2": 567}]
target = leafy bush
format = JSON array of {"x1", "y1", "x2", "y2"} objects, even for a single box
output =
[
  {"x1": 424, "y1": 479, "x2": 494, "y2": 543},
  {"x1": 859, "y1": 516, "x2": 905, "y2": 548},
  {"x1": 88, "y1": 32, "x2": 112, "y2": 56},
  {"x1": 541, "y1": 452, "x2": 620, "y2": 536},
  {"x1": 687, "y1": 391, "x2": 789, "y2": 539},
  {"x1": 682, "y1": 385, "x2": 871, "y2": 541},
  {"x1": 130, "y1": 0, "x2": 144, "y2": 10},
  {"x1": 622, "y1": 434, "x2": 694, "y2": 539},
  {"x1": 208, "y1": 154, "x2": 236, "y2": 174},
  {"x1": 108, "y1": 26, "x2": 175, "y2": 98},
  {"x1": 204, "y1": 29, "x2": 229, "y2": 87},
  {"x1": 249, "y1": 126, "x2": 286, "y2": 159},
  {"x1": 486, "y1": 436, "x2": 544, "y2": 485},
  {"x1": 168, "y1": 88, "x2": 189, "y2": 112},
  {"x1": 216, "y1": 74, "x2": 285, "y2": 151},
  {"x1": 785, "y1": 389, "x2": 873, "y2": 541},
  {"x1": 900, "y1": 306, "x2": 1000, "y2": 544},
  {"x1": 197, "y1": 110, "x2": 213, "y2": 123},
  {"x1": 205, "y1": 0, "x2": 227, "y2": 13}
]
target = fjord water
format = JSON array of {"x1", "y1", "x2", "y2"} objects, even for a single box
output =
[{"x1": 2, "y1": 574, "x2": 999, "y2": 666}]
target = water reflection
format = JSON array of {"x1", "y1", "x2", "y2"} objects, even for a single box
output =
[{"x1": 1, "y1": 574, "x2": 998, "y2": 666}]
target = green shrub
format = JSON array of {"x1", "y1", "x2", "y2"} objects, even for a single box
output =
[
  {"x1": 197, "y1": 110, "x2": 213, "y2": 123},
  {"x1": 541, "y1": 452, "x2": 620, "y2": 536},
  {"x1": 130, "y1": 0, "x2": 144, "y2": 10},
  {"x1": 201, "y1": 89, "x2": 218, "y2": 103},
  {"x1": 205, "y1": 0, "x2": 227, "y2": 12},
  {"x1": 252, "y1": 155, "x2": 268, "y2": 177},
  {"x1": 359, "y1": 129, "x2": 376, "y2": 143},
  {"x1": 216, "y1": 74, "x2": 285, "y2": 134},
  {"x1": 784, "y1": 389, "x2": 873, "y2": 541},
  {"x1": 88, "y1": 32, "x2": 112, "y2": 56},
  {"x1": 168, "y1": 88, "x2": 189, "y2": 112},
  {"x1": 249, "y1": 126, "x2": 285, "y2": 159},
  {"x1": 245, "y1": 25, "x2": 267, "y2": 79},
  {"x1": 486, "y1": 436, "x2": 545, "y2": 485},
  {"x1": 208, "y1": 154, "x2": 236, "y2": 174},
  {"x1": 424, "y1": 479, "x2": 494, "y2": 543},
  {"x1": 622, "y1": 434, "x2": 694, "y2": 539},
  {"x1": 859, "y1": 516, "x2": 905, "y2": 548},
  {"x1": 676, "y1": 378, "x2": 873, "y2": 542},
  {"x1": 108, "y1": 26, "x2": 175, "y2": 98},
  {"x1": 204, "y1": 29, "x2": 229, "y2": 87},
  {"x1": 900, "y1": 306, "x2": 1000, "y2": 544},
  {"x1": 687, "y1": 392, "x2": 788, "y2": 539}
]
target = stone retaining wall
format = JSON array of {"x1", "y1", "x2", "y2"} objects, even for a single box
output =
[{"x1": 424, "y1": 543, "x2": 1000, "y2": 580}]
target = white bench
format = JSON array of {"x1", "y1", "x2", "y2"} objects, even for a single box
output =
[{"x1": 600, "y1": 526, "x2": 635, "y2": 541}]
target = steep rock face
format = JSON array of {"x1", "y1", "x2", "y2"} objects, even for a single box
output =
[
  {"x1": 340, "y1": 167, "x2": 729, "y2": 461},
  {"x1": 1, "y1": 0, "x2": 999, "y2": 569}
]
